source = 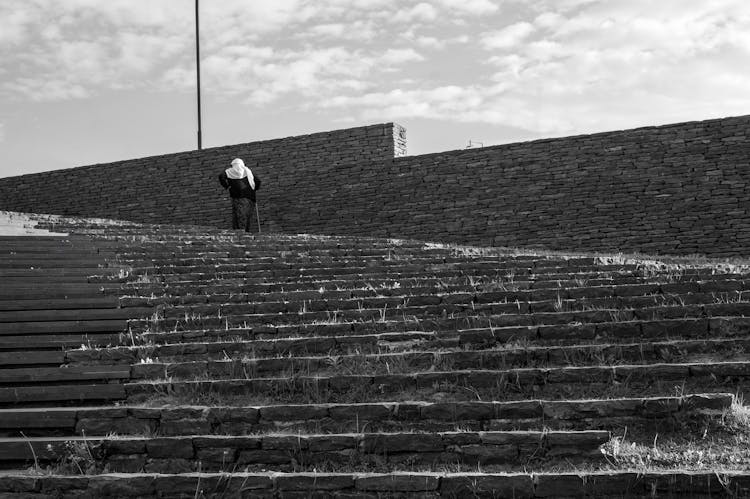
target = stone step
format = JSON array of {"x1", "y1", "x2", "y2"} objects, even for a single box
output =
[
  {"x1": 0, "y1": 246, "x2": 112, "y2": 254},
  {"x1": 0, "y1": 320, "x2": 128, "y2": 335},
  {"x1": 114, "y1": 275, "x2": 747, "y2": 301},
  {"x1": 0, "y1": 383, "x2": 126, "y2": 405},
  {"x1": 0, "y1": 470, "x2": 747, "y2": 497},
  {"x1": 70, "y1": 330, "x2": 437, "y2": 363},
  {"x1": 125, "y1": 338, "x2": 750, "y2": 382},
  {"x1": 0, "y1": 333, "x2": 122, "y2": 350},
  {"x1": 122, "y1": 253, "x2": 578, "y2": 265},
  {"x1": 122, "y1": 270, "x2": 647, "y2": 290},
  {"x1": 134, "y1": 301, "x2": 750, "y2": 334},
  {"x1": 0, "y1": 393, "x2": 730, "y2": 437},
  {"x1": 0, "y1": 365, "x2": 130, "y2": 384},
  {"x1": 145, "y1": 291, "x2": 747, "y2": 322},
  {"x1": 0, "y1": 252, "x2": 108, "y2": 260},
  {"x1": 0, "y1": 235, "x2": 86, "y2": 243},
  {"x1": 123, "y1": 361, "x2": 750, "y2": 406},
  {"x1": 0, "y1": 351, "x2": 65, "y2": 366},
  {"x1": 0, "y1": 429, "x2": 611, "y2": 472},
  {"x1": 458, "y1": 316, "x2": 748, "y2": 346},
  {"x1": 0, "y1": 259, "x2": 109, "y2": 269},
  {"x1": 0, "y1": 307, "x2": 151, "y2": 323},
  {"x1": 131, "y1": 315, "x2": 748, "y2": 348},
  {"x1": 117, "y1": 282, "x2": 652, "y2": 307},
  {"x1": 0, "y1": 297, "x2": 120, "y2": 312},
  {"x1": 0, "y1": 267, "x2": 119, "y2": 277},
  {"x1": 0, "y1": 284, "x2": 107, "y2": 300},
  {"x1": 0, "y1": 275, "x2": 102, "y2": 285},
  {"x1": 126, "y1": 261, "x2": 643, "y2": 277}
]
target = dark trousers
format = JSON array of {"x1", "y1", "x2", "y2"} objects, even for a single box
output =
[{"x1": 231, "y1": 197, "x2": 255, "y2": 232}]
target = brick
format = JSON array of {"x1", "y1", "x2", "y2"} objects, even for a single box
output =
[{"x1": 355, "y1": 474, "x2": 440, "y2": 492}]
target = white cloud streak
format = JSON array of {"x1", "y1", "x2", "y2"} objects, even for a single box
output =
[{"x1": 1, "y1": 0, "x2": 749, "y2": 139}]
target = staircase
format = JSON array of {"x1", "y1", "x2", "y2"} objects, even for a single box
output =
[{"x1": 0, "y1": 212, "x2": 748, "y2": 497}]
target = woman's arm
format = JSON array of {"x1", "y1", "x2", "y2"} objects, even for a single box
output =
[{"x1": 218, "y1": 171, "x2": 230, "y2": 189}]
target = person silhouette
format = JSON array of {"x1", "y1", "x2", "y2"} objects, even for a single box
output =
[{"x1": 218, "y1": 158, "x2": 262, "y2": 232}]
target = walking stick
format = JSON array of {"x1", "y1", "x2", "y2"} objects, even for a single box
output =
[{"x1": 254, "y1": 200, "x2": 261, "y2": 233}]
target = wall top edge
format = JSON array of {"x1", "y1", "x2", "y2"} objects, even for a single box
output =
[
  {"x1": 398, "y1": 114, "x2": 750, "y2": 160},
  {"x1": 0, "y1": 122, "x2": 401, "y2": 180}
]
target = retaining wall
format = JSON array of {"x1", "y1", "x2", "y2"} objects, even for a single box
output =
[
  {"x1": 280, "y1": 115, "x2": 750, "y2": 257},
  {"x1": 0, "y1": 123, "x2": 403, "y2": 230},
  {"x1": 1, "y1": 116, "x2": 749, "y2": 256}
]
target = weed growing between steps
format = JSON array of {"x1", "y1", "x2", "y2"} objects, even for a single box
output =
[
  {"x1": 7, "y1": 213, "x2": 750, "y2": 492},
  {"x1": 424, "y1": 241, "x2": 750, "y2": 273},
  {"x1": 129, "y1": 374, "x2": 750, "y2": 410},
  {"x1": 18, "y1": 402, "x2": 749, "y2": 477},
  {"x1": 599, "y1": 398, "x2": 750, "y2": 472}
]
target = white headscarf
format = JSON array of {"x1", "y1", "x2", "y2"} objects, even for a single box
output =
[{"x1": 225, "y1": 158, "x2": 255, "y2": 189}]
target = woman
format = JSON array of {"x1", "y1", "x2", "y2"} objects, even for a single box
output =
[{"x1": 218, "y1": 158, "x2": 262, "y2": 232}]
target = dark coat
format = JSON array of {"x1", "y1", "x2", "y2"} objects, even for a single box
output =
[{"x1": 219, "y1": 171, "x2": 261, "y2": 201}]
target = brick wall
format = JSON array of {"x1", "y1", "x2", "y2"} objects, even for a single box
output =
[
  {"x1": 266, "y1": 115, "x2": 750, "y2": 257},
  {"x1": 0, "y1": 123, "x2": 400, "y2": 230},
  {"x1": 2, "y1": 116, "x2": 749, "y2": 257}
]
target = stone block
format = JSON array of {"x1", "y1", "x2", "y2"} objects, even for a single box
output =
[
  {"x1": 145, "y1": 437, "x2": 194, "y2": 458},
  {"x1": 329, "y1": 403, "x2": 392, "y2": 421},
  {"x1": 105, "y1": 454, "x2": 146, "y2": 473},
  {"x1": 237, "y1": 449, "x2": 293, "y2": 465},
  {"x1": 361, "y1": 433, "x2": 443, "y2": 453},
  {"x1": 262, "y1": 435, "x2": 309, "y2": 450},
  {"x1": 103, "y1": 439, "x2": 146, "y2": 456},
  {"x1": 88, "y1": 475, "x2": 154, "y2": 497},
  {"x1": 207, "y1": 406, "x2": 260, "y2": 424},
  {"x1": 160, "y1": 418, "x2": 211, "y2": 436},
  {"x1": 308, "y1": 434, "x2": 359, "y2": 452},
  {"x1": 440, "y1": 474, "x2": 534, "y2": 497},
  {"x1": 144, "y1": 458, "x2": 194, "y2": 474},
  {"x1": 355, "y1": 474, "x2": 440, "y2": 492},
  {"x1": 495, "y1": 400, "x2": 543, "y2": 419},
  {"x1": 275, "y1": 473, "x2": 355, "y2": 491},
  {"x1": 260, "y1": 404, "x2": 328, "y2": 422}
]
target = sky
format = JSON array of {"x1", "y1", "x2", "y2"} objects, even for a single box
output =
[{"x1": 1, "y1": 0, "x2": 750, "y2": 177}]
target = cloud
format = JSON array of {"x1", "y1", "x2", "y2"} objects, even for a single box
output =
[
  {"x1": 393, "y1": 3, "x2": 438, "y2": 23},
  {"x1": 304, "y1": 20, "x2": 379, "y2": 41},
  {"x1": 436, "y1": 0, "x2": 499, "y2": 15},
  {"x1": 481, "y1": 22, "x2": 536, "y2": 50},
  {"x1": 414, "y1": 36, "x2": 445, "y2": 50},
  {"x1": 380, "y1": 48, "x2": 425, "y2": 64},
  {"x1": 2, "y1": 0, "x2": 750, "y2": 144},
  {"x1": 4, "y1": 78, "x2": 89, "y2": 102}
]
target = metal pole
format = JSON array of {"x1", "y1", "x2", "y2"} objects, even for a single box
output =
[
  {"x1": 255, "y1": 201, "x2": 262, "y2": 233},
  {"x1": 195, "y1": 0, "x2": 202, "y2": 150}
]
